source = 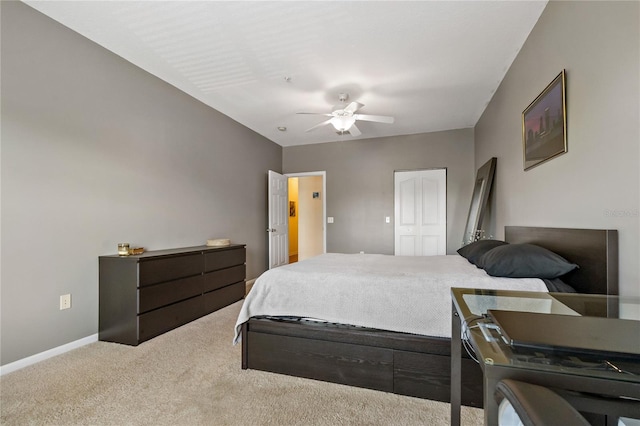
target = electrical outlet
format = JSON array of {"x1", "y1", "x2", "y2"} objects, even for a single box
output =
[{"x1": 60, "y1": 294, "x2": 71, "y2": 310}]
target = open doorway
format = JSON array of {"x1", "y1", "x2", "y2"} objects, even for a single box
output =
[{"x1": 287, "y1": 172, "x2": 326, "y2": 263}]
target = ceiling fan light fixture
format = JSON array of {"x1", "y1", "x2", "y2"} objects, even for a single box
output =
[
  {"x1": 331, "y1": 115, "x2": 355, "y2": 131},
  {"x1": 298, "y1": 94, "x2": 393, "y2": 136}
]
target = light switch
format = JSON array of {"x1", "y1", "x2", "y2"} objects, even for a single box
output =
[
  {"x1": 327, "y1": 217, "x2": 334, "y2": 224},
  {"x1": 385, "y1": 216, "x2": 390, "y2": 223}
]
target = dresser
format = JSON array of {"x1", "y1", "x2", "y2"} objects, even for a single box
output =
[{"x1": 99, "y1": 244, "x2": 246, "y2": 345}]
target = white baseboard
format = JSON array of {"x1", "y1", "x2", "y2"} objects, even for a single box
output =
[
  {"x1": 2, "y1": 279, "x2": 257, "y2": 376},
  {"x1": 0, "y1": 333, "x2": 98, "y2": 376}
]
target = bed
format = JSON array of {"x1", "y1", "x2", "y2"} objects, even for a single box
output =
[{"x1": 236, "y1": 226, "x2": 618, "y2": 407}]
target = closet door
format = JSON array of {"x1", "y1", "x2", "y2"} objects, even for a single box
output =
[{"x1": 394, "y1": 169, "x2": 447, "y2": 256}]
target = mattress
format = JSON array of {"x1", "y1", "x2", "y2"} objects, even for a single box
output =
[{"x1": 234, "y1": 253, "x2": 548, "y2": 343}]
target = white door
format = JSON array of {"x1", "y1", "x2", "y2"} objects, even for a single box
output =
[
  {"x1": 394, "y1": 169, "x2": 446, "y2": 256},
  {"x1": 268, "y1": 170, "x2": 289, "y2": 269}
]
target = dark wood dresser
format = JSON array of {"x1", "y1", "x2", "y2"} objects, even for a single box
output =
[{"x1": 99, "y1": 244, "x2": 246, "y2": 345}]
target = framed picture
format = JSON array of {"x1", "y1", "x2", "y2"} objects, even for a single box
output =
[
  {"x1": 522, "y1": 70, "x2": 567, "y2": 171},
  {"x1": 289, "y1": 201, "x2": 296, "y2": 217}
]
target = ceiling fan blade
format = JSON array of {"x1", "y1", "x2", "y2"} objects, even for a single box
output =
[
  {"x1": 348, "y1": 124, "x2": 362, "y2": 136},
  {"x1": 354, "y1": 114, "x2": 395, "y2": 124},
  {"x1": 297, "y1": 112, "x2": 333, "y2": 117},
  {"x1": 343, "y1": 102, "x2": 364, "y2": 114},
  {"x1": 305, "y1": 118, "x2": 333, "y2": 132}
]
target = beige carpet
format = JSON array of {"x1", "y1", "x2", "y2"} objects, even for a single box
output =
[{"x1": 0, "y1": 301, "x2": 483, "y2": 425}]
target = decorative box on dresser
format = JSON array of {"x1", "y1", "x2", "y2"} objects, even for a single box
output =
[{"x1": 99, "y1": 244, "x2": 246, "y2": 345}]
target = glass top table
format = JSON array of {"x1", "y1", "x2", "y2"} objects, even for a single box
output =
[{"x1": 450, "y1": 288, "x2": 640, "y2": 426}]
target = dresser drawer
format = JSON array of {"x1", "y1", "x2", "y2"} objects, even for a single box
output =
[
  {"x1": 138, "y1": 296, "x2": 203, "y2": 342},
  {"x1": 203, "y1": 264, "x2": 245, "y2": 293},
  {"x1": 139, "y1": 253, "x2": 202, "y2": 286},
  {"x1": 205, "y1": 247, "x2": 245, "y2": 272},
  {"x1": 139, "y1": 275, "x2": 203, "y2": 314},
  {"x1": 203, "y1": 281, "x2": 245, "y2": 315}
]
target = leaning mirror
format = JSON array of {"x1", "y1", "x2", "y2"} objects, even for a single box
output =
[{"x1": 462, "y1": 157, "x2": 497, "y2": 245}]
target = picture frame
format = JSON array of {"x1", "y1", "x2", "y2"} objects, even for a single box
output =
[
  {"x1": 289, "y1": 201, "x2": 296, "y2": 217},
  {"x1": 522, "y1": 70, "x2": 567, "y2": 171}
]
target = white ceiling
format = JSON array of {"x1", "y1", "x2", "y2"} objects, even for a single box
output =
[{"x1": 24, "y1": 1, "x2": 547, "y2": 147}]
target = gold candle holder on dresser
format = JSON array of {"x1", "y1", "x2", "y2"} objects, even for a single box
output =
[{"x1": 117, "y1": 243, "x2": 130, "y2": 256}]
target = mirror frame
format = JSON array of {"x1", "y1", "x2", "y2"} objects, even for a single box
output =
[{"x1": 462, "y1": 157, "x2": 497, "y2": 245}]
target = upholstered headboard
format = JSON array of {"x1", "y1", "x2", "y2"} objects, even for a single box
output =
[{"x1": 505, "y1": 226, "x2": 618, "y2": 296}]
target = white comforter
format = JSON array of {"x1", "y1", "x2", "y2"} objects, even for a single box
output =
[{"x1": 233, "y1": 253, "x2": 548, "y2": 343}]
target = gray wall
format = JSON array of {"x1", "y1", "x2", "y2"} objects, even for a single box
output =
[
  {"x1": 283, "y1": 130, "x2": 475, "y2": 255},
  {"x1": 1, "y1": 2, "x2": 281, "y2": 365},
  {"x1": 475, "y1": 1, "x2": 639, "y2": 296}
]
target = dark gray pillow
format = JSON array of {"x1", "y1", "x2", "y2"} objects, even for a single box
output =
[
  {"x1": 477, "y1": 243, "x2": 578, "y2": 279},
  {"x1": 457, "y1": 239, "x2": 509, "y2": 266},
  {"x1": 542, "y1": 278, "x2": 577, "y2": 293}
]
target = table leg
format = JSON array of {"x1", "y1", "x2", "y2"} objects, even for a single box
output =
[
  {"x1": 483, "y1": 367, "x2": 500, "y2": 425},
  {"x1": 451, "y1": 303, "x2": 462, "y2": 426}
]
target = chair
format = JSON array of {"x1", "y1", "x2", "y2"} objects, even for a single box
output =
[{"x1": 495, "y1": 379, "x2": 590, "y2": 426}]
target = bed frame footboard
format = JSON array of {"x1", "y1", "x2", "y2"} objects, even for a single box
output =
[{"x1": 241, "y1": 318, "x2": 484, "y2": 407}]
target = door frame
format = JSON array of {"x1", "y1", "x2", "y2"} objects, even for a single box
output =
[{"x1": 286, "y1": 171, "x2": 327, "y2": 255}]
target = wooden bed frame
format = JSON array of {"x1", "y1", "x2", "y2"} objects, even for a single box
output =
[{"x1": 240, "y1": 226, "x2": 618, "y2": 407}]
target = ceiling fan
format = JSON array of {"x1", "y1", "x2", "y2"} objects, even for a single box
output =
[{"x1": 298, "y1": 93, "x2": 394, "y2": 136}]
